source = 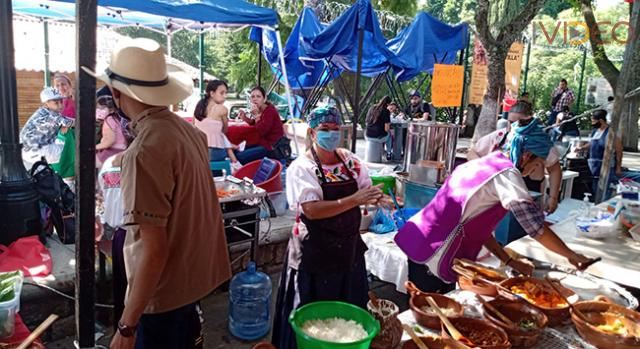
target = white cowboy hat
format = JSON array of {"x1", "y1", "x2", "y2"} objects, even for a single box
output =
[{"x1": 82, "y1": 38, "x2": 192, "y2": 106}]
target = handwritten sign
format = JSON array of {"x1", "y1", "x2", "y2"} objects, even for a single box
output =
[
  {"x1": 431, "y1": 64, "x2": 464, "y2": 107},
  {"x1": 469, "y1": 39, "x2": 524, "y2": 105}
]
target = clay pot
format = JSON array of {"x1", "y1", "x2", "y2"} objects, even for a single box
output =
[
  {"x1": 441, "y1": 317, "x2": 511, "y2": 349},
  {"x1": 458, "y1": 275, "x2": 498, "y2": 297},
  {"x1": 367, "y1": 299, "x2": 403, "y2": 349},
  {"x1": 571, "y1": 299, "x2": 640, "y2": 349},
  {"x1": 252, "y1": 342, "x2": 276, "y2": 349},
  {"x1": 499, "y1": 277, "x2": 578, "y2": 326},
  {"x1": 405, "y1": 281, "x2": 464, "y2": 330},
  {"x1": 482, "y1": 298, "x2": 548, "y2": 348},
  {"x1": 402, "y1": 336, "x2": 457, "y2": 349}
]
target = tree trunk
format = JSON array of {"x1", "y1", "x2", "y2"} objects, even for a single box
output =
[
  {"x1": 580, "y1": 0, "x2": 620, "y2": 90},
  {"x1": 472, "y1": 47, "x2": 508, "y2": 143}
]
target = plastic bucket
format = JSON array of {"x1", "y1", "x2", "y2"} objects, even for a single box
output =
[
  {"x1": 289, "y1": 301, "x2": 379, "y2": 349},
  {"x1": 234, "y1": 159, "x2": 283, "y2": 193},
  {"x1": 371, "y1": 175, "x2": 396, "y2": 194}
]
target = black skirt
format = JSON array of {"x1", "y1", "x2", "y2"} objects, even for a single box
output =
[{"x1": 270, "y1": 252, "x2": 369, "y2": 349}]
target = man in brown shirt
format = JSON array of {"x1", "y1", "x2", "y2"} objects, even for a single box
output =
[{"x1": 84, "y1": 38, "x2": 231, "y2": 349}]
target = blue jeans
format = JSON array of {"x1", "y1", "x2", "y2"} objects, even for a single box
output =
[
  {"x1": 548, "y1": 111, "x2": 560, "y2": 126},
  {"x1": 135, "y1": 303, "x2": 203, "y2": 349},
  {"x1": 235, "y1": 145, "x2": 268, "y2": 164},
  {"x1": 208, "y1": 147, "x2": 228, "y2": 162}
]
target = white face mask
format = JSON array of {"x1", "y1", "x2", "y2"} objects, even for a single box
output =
[{"x1": 96, "y1": 108, "x2": 110, "y2": 120}]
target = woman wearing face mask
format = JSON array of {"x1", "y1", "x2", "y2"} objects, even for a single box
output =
[
  {"x1": 271, "y1": 107, "x2": 384, "y2": 349},
  {"x1": 236, "y1": 86, "x2": 285, "y2": 164},
  {"x1": 577, "y1": 110, "x2": 623, "y2": 198}
]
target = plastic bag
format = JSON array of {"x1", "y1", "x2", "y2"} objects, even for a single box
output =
[
  {"x1": 0, "y1": 236, "x2": 52, "y2": 277},
  {"x1": 369, "y1": 208, "x2": 396, "y2": 234},
  {"x1": 393, "y1": 208, "x2": 421, "y2": 230}
]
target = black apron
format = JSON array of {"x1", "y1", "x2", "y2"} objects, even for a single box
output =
[{"x1": 298, "y1": 148, "x2": 366, "y2": 274}]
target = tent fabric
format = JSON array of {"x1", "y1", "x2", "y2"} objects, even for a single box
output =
[
  {"x1": 250, "y1": 7, "x2": 340, "y2": 91},
  {"x1": 42, "y1": 0, "x2": 278, "y2": 28},
  {"x1": 388, "y1": 12, "x2": 469, "y2": 82},
  {"x1": 299, "y1": 0, "x2": 406, "y2": 77}
]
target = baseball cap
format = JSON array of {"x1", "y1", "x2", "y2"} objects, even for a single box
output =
[
  {"x1": 40, "y1": 87, "x2": 64, "y2": 103},
  {"x1": 410, "y1": 90, "x2": 421, "y2": 98}
]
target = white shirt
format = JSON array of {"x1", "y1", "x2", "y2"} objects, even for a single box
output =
[{"x1": 98, "y1": 155, "x2": 124, "y2": 228}]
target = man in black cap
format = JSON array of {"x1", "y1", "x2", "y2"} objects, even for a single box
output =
[{"x1": 404, "y1": 91, "x2": 434, "y2": 121}]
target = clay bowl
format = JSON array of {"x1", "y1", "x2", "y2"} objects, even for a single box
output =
[
  {"x1": 402, "y1": 336, "x2": 458, "y2": 349},
  {"x1": 458, "y1": 275, "x2": 498, "y2": 297},
  {"x1": 252, "y1": 343, "x2": 276, "y2": 349},
  {"x1": 571, "y1": 300, "x2": 640, "y2": 349},
  {"x1": 482, "y1": 298, "x2": 549, "y2": 348},
  {"x1": 499, "y1": 277, "x2": 578, "y2": 326},
  {"x1": 441, "y1": 317, "x2": 511, "y2": 349},
  {"x1": 405, "y1": 281, "x2": 464, "y2": 330}
]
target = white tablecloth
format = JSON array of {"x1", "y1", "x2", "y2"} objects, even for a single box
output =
[
  {"x1": 361, "y1": 232, "x2": 409, "y2": 293},
  {"x1": 508, "y1": 197, "x2": 640, "y2": 289}
]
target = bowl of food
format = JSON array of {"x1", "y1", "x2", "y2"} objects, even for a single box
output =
[
  {"x1": 401, "y1": 336, "x2": 458, "y2": 349},
  {"x1": 405, "y1": 281, "x2": 464, "y2": 329},
  {"x1": 289, "y1": 301, "x2": 380, "y2": 349},
  {"x1": 441, "y1": 317, "x2": 511, "y2": 349},
  {"x1": 454, "y1": 259, "x2": 508, "y2": 297},
  {"x1": 482, "y1": 298, "x2": 548, "y2": 348},
  {"x1": 571, "y1": 298, "x2": 640, "y2": 349},
  {"x1": 499, "y1": 277, "x2": 578, "y2": 326}
]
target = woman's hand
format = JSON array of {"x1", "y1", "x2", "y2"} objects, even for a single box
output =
[
  {"x1": 546, "y1": 196, "x2": 559, "y2": 214},
  {"x1": 507, "y1": 258, "x2": 534, "y2": 276},
  {"x1": 238, "y1": 109, "x2": 251, "y2": 124},
  {"x1": 349, "y1": 185, "x2": 383, "y2": 206},
  {"x1": 569, "y1": 254, "x2": 600, "y2": 271}
]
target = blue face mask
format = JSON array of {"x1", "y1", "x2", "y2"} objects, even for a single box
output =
[{"x1": 315, "y1": 130, "x2": 341, "y2": 151}]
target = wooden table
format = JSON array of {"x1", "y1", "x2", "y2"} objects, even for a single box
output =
[{"x1": 507, "y1": 197, "x2": 640, "y2": 289}]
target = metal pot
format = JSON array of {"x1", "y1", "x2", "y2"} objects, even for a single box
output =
[
  {"x1": 403, "y1": 122, "x2": 460, "y2": 186},
  {"x1": 566, "y1": 136, "x2": 591, "y2": 159}
]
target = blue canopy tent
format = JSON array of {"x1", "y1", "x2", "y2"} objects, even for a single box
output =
[
  {"x1": 250, "y1": 7, "x2": 342, "y2": 117},
  {"x1": 8, "y1": 1, "x2": 296, "y2": 346},
  {"x1": 388, "y1": 12, "x2": 469, "y2": 82}
]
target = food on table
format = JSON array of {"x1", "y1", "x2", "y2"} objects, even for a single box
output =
[
  {"x1": 453, "y1": 258, "x2": 507, "y2": 282},
  {"x1": 301, "y1": 317, "x2": 368, "y2": 343},
  {"x1": 518, "y1": 318, "x2": 538, "y2": 331},
  {"x1": 596, "y1": 318, "x2": 628, "y2": 336},
  {"x1": 216, "y1": 188, "x2": 240, "y2": 198},
  {"x1": 419, "y1": 306, "x2": 458, "y2": 317},
  {"x1": 510, "y1": 281, "x2": 568, "y2": 308},
  {"x1": 455, "y1": 321, "x2": 504, "y2": 346}
]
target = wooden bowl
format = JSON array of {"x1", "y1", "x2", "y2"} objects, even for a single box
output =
[
  {"x1": 499, "y1": 277, "x2": 578, "y2": 326},
  {"x1": 402, "y1": 336, "x2": 457, "y2": 349},
  {"x1": 405, "y1": 281, "x2": 464, "y2": 329},
  {"x1": 483, "y1": 298, "x2": 548, "y2": 348},
  {"x1": 458, "y1": 275, "x2": 498, "y2": 297},
  {"x1": 571, "y1": 300, "x2": 640, "y2": 349},
  {"x1": 441, "y1": 317, "x2": 511, "y2": 349}
]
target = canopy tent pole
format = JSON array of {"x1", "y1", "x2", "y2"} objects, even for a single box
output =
[
  {"x1": 257, "y1": 41, "x2": 263, "y2": 87},
  {"x1": 43, "y1": 19, "x2": 51, "y2": 87},
  {"x1": 459, "y1": 31, "x2": 471, "y2": 125},
  {"x1": 575, "y1": 46, "x2": 587, "y2": 113},
  {"x1": 199, "y1": 30, "x2": 205, "y2": 98},
  {"x1": 275, "y1": 28, "x2": 300, "y2": 155},
  {"x1": 351, "y1": 28, "x2": 365, "y2": 153},
  {"x1": 166, "y1": 30, "x2": 172, "y2": 58},
  {"x1": 522, "y1": 38, "x2": 531, "y2": 93},
  {"x1": 452, "y1": 47, "x2": 466, "y2": 123},
  {"x1": 75, "y1": 0, "x2": 97, "y2": 347}
]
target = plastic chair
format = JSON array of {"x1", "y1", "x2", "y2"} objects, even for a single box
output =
[{"x1": 210, "y1": 160, "x2": 231, "y2": 177}]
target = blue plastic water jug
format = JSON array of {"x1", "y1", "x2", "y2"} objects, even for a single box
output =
[{"x1": 228, "y1": 261, "x2": 272, "y2": 340}]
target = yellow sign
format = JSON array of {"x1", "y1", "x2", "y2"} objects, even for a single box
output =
[
  {"x1": 469, "y1": 39, "x2": 525, "y2": 105},
  {"x1": 431, "y1": 64, "x2": 464, "y2": 107}
]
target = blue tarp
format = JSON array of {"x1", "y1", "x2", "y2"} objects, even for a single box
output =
[
  {"x1": 250, "y1": 7, "x2": 340, "y2": 91},
  {"x1": 39, "y1": 0, "x2": 278, "y2": 27},
  {"x1": 388, "y1": 12, "x2": 469, "y2": 82},
  {"x1": 299, "y1": 0, "x2": 406, "y2": 77}
]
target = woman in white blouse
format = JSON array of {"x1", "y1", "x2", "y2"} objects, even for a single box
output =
[{"x1": 271, "y1": 107, "x2": 385, "y2": 349}]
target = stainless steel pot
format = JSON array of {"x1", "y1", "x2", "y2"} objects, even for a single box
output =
[{"x1": 403, "y1": 122, "x2": 460, "y2": 186}]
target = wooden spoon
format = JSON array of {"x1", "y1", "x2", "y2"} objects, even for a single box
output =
[
  {"x1": 16, "y1": 314, "x2": 58, "y2": 349},
  {"x1": 425, "y1": 297, "x2": 474, "y2": 349},
  {"x1": 475, "y1": 295, "x2": 516, "y2": 328},
  {"x1": 402, "y1": 324, "x2": 430, "y2": 349}
]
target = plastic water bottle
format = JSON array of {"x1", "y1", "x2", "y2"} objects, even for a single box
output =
[
  {"x1": 582, "y1": 193, "x2": 593, "y2": 217},
  {"x1": 229, "y1": 261, "x2": 272, "y2": 340}
]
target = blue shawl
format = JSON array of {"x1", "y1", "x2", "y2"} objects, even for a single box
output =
[{"x1": 509, "y1": 118, "x2": 553, "y2": 166}]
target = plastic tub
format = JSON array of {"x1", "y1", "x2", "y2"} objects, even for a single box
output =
[
  {"x1": 289, "y1": 301, "x2": 380, "y2": 349},
  {"x1": 0, "y1": 273, "x2": 23, "y2": 339},
  {"x1": 371, "y1": 175, "x2": 396, "y2": 194},
  {"x1": 234, "y1": 158, "x2": 283, "y2": 193}
]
